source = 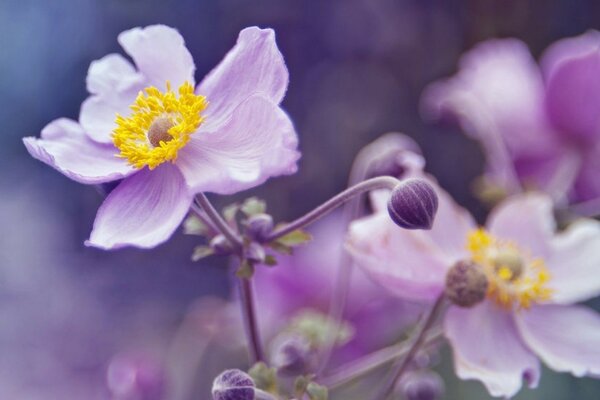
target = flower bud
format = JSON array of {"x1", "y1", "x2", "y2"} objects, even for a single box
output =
[
  {"x1": 387, "y1": 178, "x2": 438, "y2": 230},
  {"x1": 212, "y1": 369, "x2": 255, "y2": 400},
  {"x1": 245, "y1": 213, "x2": 274, "y2": 242},
  {"x1": 106, "y1": 354, "x2": 165, "y2": 400},
  {"x1": 270, "y1": 333, "x2": 315, "y2": 376},
  {"x1": 210, "y1": 235, "x2": 233, "y2": 256},
  {"x1": 445, "y1": 260, "x2": 489, "y2": 308},
  {"x1": 244, "y1": 242, "x2": 266, "y2": 263},
  {"x1": 400, "y1": 371, "x2": 444, "y2": 400}
]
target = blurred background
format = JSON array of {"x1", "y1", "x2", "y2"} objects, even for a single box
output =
[{"x1": 2, "y1": 0, "x2": 600, "y2": 399}]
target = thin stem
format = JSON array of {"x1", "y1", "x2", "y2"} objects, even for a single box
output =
[
  {"x1": 239, "y1": 276, "x2": 264, "y2": 363},
  {"x1": 319, "y1": 328, "x2": 444, "y2": 390},
  {"x1": 264, "y1": 176, "x2": 400, "y2": 242},
  {"x1": 190, "y1": 203, "x2": 219, "y2": 235},
  {"x1": 194, "y1": 193, "x2": 243, "y2": 250},
  {"x1": 371, "y1": 295, "x2": 446, "y2": 400}
]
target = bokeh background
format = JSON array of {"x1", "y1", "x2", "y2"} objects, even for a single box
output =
[{"x1": 2, "y1": 0, "x2": 600, "y2": 399}]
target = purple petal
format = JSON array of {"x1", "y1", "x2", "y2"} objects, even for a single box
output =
[
  {"x1": 87, "y1": 163, "x2": 192, "y2": 249},
  {"x1": 176, "y1": 95, "x2": 299, "y2": 195},
  {"x1": 542, "y1": 31, "x2": 600, "y2": 143},
  {"x1": 487, "y1": 193, "x2": 554, "y2": 259},
  {"x1": 23, "y1": 118, "x2": 134, "y2": 184},
  {"x1": 572, "y1": 141, "x2": 600, "y2": 204},
  {"x1": 118, "y1": 25, "x2": 195, "y2": 89},
  {"x1": 547, "y1": 219, "x2": 600, "y2": 304},
  {"x1": 445, "y1": 302, "x2": 540, "y2": 398},
  {"x1": 197, "y1": 27, "x2": 288, "y2": 131},
  {"x1": 86, "y1": 53, "x2": 144, "y2": 96},
  {"x1": 515, "y1": 304, "x2": 600, "y2": 377}
]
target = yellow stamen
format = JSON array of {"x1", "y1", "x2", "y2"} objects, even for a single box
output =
[
  {"x1": 112, "y1": 82, "x2": 208, "y2": 170},
  {"x1": 466, "y1": 228, "x2": 553, "y2": 310}
]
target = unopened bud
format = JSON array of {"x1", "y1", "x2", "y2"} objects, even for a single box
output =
[
  {"x1": 400, "y1": 371, "x2": 444, "y2": 400},
  {"x1": 244, "y1": 242, "x2": 266, "y2": 263},
  {"x1": 210, "y1": 235, "x2": 233, "y2": 256},
  {"x1": 445, "y1": 260, "x2": 488, "y2": 308},
  {"x1": 388, "y1": 178, "x2": 438, "y2": 230},
  {"x1": 245, "y1": 214, "x2": 274, "y2": 242},
  {"x1": 212, "y1": 369, "x2": 255, "y2": 400},
  {"x1": 270, "y1": 333, "x2": 315, "y2": 376}
]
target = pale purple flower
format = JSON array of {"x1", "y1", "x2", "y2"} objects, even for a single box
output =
[
  {"x1": 24, "y1": 25, "x2": 300, "y2": 249},
  {"x1": 347, "y1": 184, "x2": 600, "y2": 397},
  {"x1": 422, "y1": 32, "x2": 600, "y2": 210}
]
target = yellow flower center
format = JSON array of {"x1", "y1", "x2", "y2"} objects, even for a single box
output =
[
  {"x1": 466, "y1": 229, "x2": 553, "y2": 309},
  {"x1": 112, "y1": 82, "x2": 208, "y2": 170}
]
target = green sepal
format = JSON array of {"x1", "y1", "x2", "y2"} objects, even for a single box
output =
[
  {"x1": 191, "y1": 245, "x2": 214, "y2": 261},
  {"x1": 276, "y1": 229, "x2": 312, "y2": 247},
  {"x1": 183, "y1": 214, "x2": 210, "y2": 236},
  {"x1": 236, "y1": 259, "x2": 255, "y2": 279},
  {"x1": 240, "y1": 197, "x2": 267, "y2": 216},
  {"x1": 306, "y1": 382, "x2": 328, "y2": 400},
  {"x1": 248, "y1": 362, "x2": 278, "y2": 394},
  {"x1": 264, "y1": 254, "x2": 278, "y2": 266}
]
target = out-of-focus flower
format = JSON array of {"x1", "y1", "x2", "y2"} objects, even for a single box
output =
[
  {"x1": 107, "y1": 354, "x2": 166, "y2": 400},
  {"x1": 347, "y1": 185, "x2": 600, "y2": 397},
  {"x1": 422, "y1": 32, "x2": 600, "y2": 211},
  {"x1": 24, "y1": 25, "x2": 299, "y2": 249}
]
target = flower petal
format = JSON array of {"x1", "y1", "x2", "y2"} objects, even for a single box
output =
[
  {"x1": 197, "y1": 27, "x2": 288, "y2": 131},
  {"x1": 546, "y1": 219, "x2": 600, "y2": 304},
  {"x1": 445, "y1": 302, "x2": 540, "y2": 398},
  {"x1": 118, "y1": 25, "x2": 195, "y2": 89},
  {"x1": 23, "y1": 118, "x2": 134, "y2": 184},
  {"x1": 79, "y1": 89, "x2": 139, "y2": 144},
  {"x1": 87, "y1": 163, "x2": 192, "y2": 249},
  {"x1": 542, "y1": 31, "x2": 600, "y2": 143},
  {"x1": 176, "y1": 95, "x2": 299, "y2": 195},
  {"x1": 515, "y1": 304, "x2": 600, "y2": 377},
  {"x1": 86, "y1": 53, "x2": 144, "y2": 96},
  {"x1": 487, "y1": 193, "x2": 555, "y2": 259}
]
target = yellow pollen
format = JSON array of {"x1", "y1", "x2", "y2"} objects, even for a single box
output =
[
  {"x1": 466, "y1": 228, "x2": 553, "y2": 310},
  {"x1": 112, "y1": 82, "x2": 208, "y2": 170}
]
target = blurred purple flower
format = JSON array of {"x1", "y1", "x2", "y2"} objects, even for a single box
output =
[
  {"x1": 107, "y1": 354, "x2": 166, "y2": 400},
  {"x1": 24, "y1": 25, "x2": 299, "y2": 249},
  {"x1": 347, "y1": 182, "x2": 600, "y2": 397},
  {"x1": 422, "y1": 32, "x2": 600, "y2": 211}
]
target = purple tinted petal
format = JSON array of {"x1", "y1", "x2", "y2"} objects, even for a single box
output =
[
  {"x1": 543, "y1": 32, "x2": 600, "y2": 143},
  {"x1": 176, "y1": 95, "x2": 299, "y2": 195},
  {"x1": 515, "y1": 305, "x2": 600, "y2": 377},
  {"x1": 23, "y1": 118, "x2": 134, "y2": 184},
  {"x1": 487, "y1": 193, "x2": 554, "y2": 259},
  {"x1": 86, "y1": 53, "x2": 144, "y2": 96},
  {"x1": 572, "y1": 144, "x2": 600, "y2": 204},
  {"x1": 445, "y1": 302, "x2": 540, "y2": 398},
  {"x1": 118, "y1": 25, "x2": 195, "y2": 89},
  {"x1": 197, "y1": 27, "x2": 288, "y2": 131},
  {"x1": 87, "y1": 163, "x2": 192, "y2": 249},
  {"x1": 547, "y1": 219, "x2": 600, "y2": 304}
]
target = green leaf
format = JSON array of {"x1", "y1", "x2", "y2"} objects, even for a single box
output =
[
  {"x1": 183, "y1": 214, "x2": 210, "y2": 236},
  {"x1": 307, "y1": 382, "x2": 328, "y2": 400},
  {"x1": 264, "y1": 255, "x2": 278, "y2": 266},
  {"x1": 236, "y1": 259, "x2": 255, "y2": 279},
  {"x1": 191, "y1": 245, "x2": 214, "y2": 261},
  {"x1": 240, "y1": 197, "x2": 267, "y2": 216},
  {"x1": 222, "y1": 203, "x2": 240, "y2": 224},
  {"x1": 276, "y1": 229, "x2": 312, "y2": 247},
  {"x1": 248, "y1": 362, "x2": 278, "y2": 394},
  {"x1": 268, "y1": 241, "x2": 293, "y2": 255}
]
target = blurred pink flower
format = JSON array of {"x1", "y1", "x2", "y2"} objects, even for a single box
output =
[
  {"x1": 422, "y1": 31, "x2": 600, "y2": 211},
  {"x1": 24, "y1": 25, "x2": 299, "y2": 249},
  {"x1": 347, "y1": 184, "x2": 600, "y2": 397}
]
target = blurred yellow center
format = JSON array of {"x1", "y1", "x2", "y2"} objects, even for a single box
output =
[
  {"x1": 112, "y1": 82, "x2": 207, "y2": 170},
  {"x1": 467, "y1": 229, "x2": 553, "y2": 309}
]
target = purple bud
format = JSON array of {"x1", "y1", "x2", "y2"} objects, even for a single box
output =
[
  {"x1": 400, "y1": 371, "x2": 444, "y2": 400},
  {"x1": 445, "y1": 260, "x2": 488, "y2": 308},
  {"x1": 210, "y1": 235, "x2": 233, "y2": 256},
  {"x1": 270, "y1": 334, "x2": 315, "y2": 375},
  {"x1": 245, "y1": 214, "x2": 274, "y2": 242},
  {"x1": 212, "y1": 369, "x2": 255, "y2": 400},
  {"x1": 387, "y1": 178, "x2": 438, "y2": 230},
  {"x1": 244, "y1": 242, "x2": 266, "y2": 263},
  {"x1": 106, "y1": 354, "x2": 165, "y2": 400}
]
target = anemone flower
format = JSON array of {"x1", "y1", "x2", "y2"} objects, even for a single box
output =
[
  {"x1": 347, "y1": 181, "x2": 600, "y2": 397},
  {"x1": 422, "y1": 31, "x2": 600, "y2": 213},
  {"x1": 24, "y1": 25, "x2": 300, "y2": 249}
]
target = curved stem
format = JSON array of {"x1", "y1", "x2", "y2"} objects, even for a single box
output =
[
  {"x1": 371, "y1": 295, "x2": 446, "y2": 400},
  {"x1": 320, "y1": 328, "x2": 444, "y2": 390},
  {"x1": 239, "y1": 276, "x2": 264, "y2": 363},
  {"x1": 195, "y1": 193, "x2": 243, "y2": 250},
  {"x1": 264, "y1": 176, "x2": 399, "y2": 242}
]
